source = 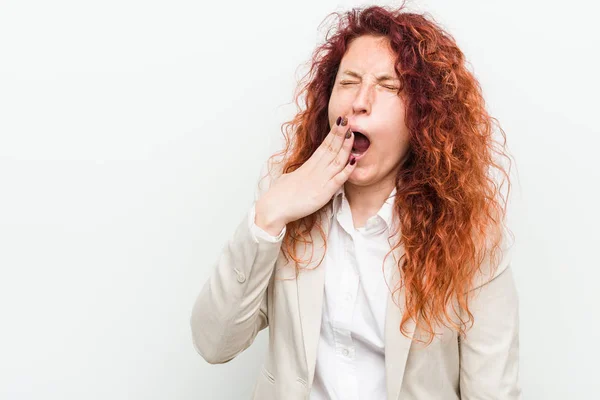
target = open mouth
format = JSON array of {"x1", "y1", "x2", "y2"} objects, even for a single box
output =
[{"x1": 351, "y1": 131, "x2": 371, "y2": 157}]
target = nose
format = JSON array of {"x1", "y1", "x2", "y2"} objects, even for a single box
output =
[{"x1": 351, "y1": 83, "x2": 373, "y2": 116}]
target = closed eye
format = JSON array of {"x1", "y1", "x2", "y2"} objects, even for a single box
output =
[{"x1": 340, "y1": 81, "x2": 398, "y2": 91}]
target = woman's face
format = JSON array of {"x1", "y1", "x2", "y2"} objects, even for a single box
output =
[{"x1": 328, "y1": 34, "x2": 410, "y2": 189}]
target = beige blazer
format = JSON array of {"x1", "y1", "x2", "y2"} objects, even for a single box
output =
[{"x1": 190, "y1": 165, "x2": 520, "y2": 400}]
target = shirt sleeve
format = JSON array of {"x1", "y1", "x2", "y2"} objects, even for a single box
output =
[{"x1": 248, "y1": 202, "x2": 286, "y2": 244}]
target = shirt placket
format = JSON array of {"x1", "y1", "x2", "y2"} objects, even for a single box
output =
[{"x1": 332, "y1": 219, "x2": 359, "y2": 400}]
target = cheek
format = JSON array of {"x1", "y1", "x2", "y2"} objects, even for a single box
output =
[
  {"x1": 377, "y1": 133, "x2": 409, "y2": 162},
  {"x1": 393, "y1": 135, "x2": 410, "y2": 156},
  {"x1": 385, "y1": 99, "x2": 408, "y2": 126},
  {"x1": 327, "y1": 99, "x2": 339, "y2": 127},
  {"x1": 329, "y1": 90, "x2": 354, "y2": 111}
]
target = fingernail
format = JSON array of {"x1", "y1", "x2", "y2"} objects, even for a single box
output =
[
  {"x1": 350, "y1": 157, "x2": 356, "y2": 165},
  {"x1": 345, "y1": 130, "x2": 352, "y2": 139},
  {"x1": 336, "y1": 116, "x2": 342, "y2": 126},
  {"x1": 341, "y1": 117, "x2": 348, "y2": 126}
]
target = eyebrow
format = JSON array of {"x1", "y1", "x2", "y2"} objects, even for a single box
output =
[{"x1": 341, "y1": 69, "x2": 399, "y2": 82}]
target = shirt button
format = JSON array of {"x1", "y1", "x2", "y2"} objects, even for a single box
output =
[
  {"x1": 342, "y1": 348, "x2": 349, "y2": 357},
  {"x1": 345, "y1": 293, "x2": 352, "y2": 302}
]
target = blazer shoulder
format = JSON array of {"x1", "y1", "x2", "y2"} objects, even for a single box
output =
[{"x1": 470, "y1": 225, "x2": 515, "y2": 292}]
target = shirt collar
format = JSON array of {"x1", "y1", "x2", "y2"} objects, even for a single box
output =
[{"x1": 332, "y1": 185, "x2": 397, "y2": 231}]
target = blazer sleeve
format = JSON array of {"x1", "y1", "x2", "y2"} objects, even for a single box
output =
[
  {"x1": 458, "y1": 231, "x2": 521, "y2": 399},
  {"x1": 190, "y1": 158, "x2": 285, "y2": 364}
]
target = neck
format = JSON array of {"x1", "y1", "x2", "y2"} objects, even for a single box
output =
[{"x1": 344, "y1": 176, "x2": 396, "y2": 229}]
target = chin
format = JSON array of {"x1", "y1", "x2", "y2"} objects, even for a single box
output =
[{"x1": 348, "y1": 166, "x2": 371, "y2": 184}]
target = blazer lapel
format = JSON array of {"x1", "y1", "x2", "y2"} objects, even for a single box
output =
[
  {"x1": 384, "y1": 240, "x2": 416, "y2": 400},
  {"x1": 296, "y1": 205, "x2": 333, "y2": 389}
]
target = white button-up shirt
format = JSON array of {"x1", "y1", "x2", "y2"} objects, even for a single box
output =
[{"x1": 249, "y1": 185, "x2": 398, "y2": 400}]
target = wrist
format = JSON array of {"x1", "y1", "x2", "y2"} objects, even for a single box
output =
[{"x1": 255, "y1": 197, "x2": 287, "y2": 236}]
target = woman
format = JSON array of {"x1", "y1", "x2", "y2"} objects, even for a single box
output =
[{"x1": 191, "y1": 4, "x2": 520, "y2": 399}]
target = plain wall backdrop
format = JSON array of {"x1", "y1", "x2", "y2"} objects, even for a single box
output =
[{"x1": 1, "y1": 0, "x2": 598, "y2": 398}]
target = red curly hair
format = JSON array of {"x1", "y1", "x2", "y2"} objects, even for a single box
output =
[{"x1": 263, "y1": 4, "x2": 512, "y2": 344}]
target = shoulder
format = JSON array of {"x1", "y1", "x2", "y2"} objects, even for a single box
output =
[{"x1": 469, "y1": 225, "x2": 515, "y2": 292}]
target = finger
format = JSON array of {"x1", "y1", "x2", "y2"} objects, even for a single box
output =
[
  {"x1": 323, "y1": 116, "x2": 350, "y2": 161},
  {"x1": 307, "y1": 115, "x2": 350, "y2": 168},
  {"x1": 326, "y1": 128, "x2": 354, "y2": 176},
  {"x1": 327, "y1": 154, "x2": 357, "y2": 190}
]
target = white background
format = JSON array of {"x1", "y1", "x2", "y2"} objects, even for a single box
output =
[{"x1": 1, "y1": 0, "x2": 598, "y2": 398}]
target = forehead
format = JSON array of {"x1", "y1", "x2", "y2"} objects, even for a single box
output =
[{"x1": 339, "y1": 35, "x2": 397, "y2": 76}]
